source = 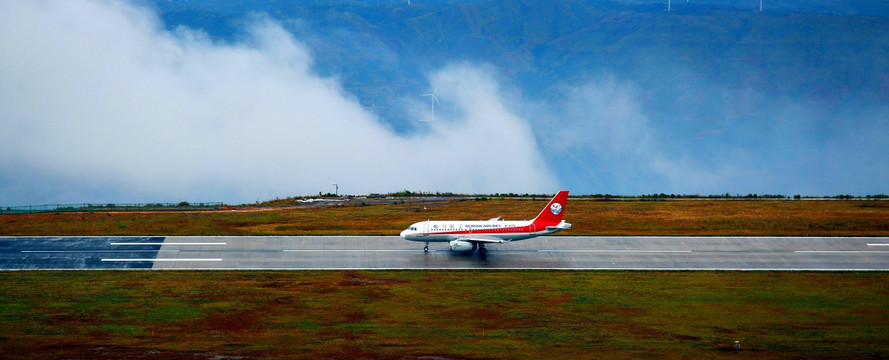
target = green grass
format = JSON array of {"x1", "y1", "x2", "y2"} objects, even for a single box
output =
[{"x1": 1, "y1": 271, "x2": 887, "y2": 359}]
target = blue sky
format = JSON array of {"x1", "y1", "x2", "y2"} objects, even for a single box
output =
[{"x1": 1, "y1": 0, "x2": 887, "y2": 205}]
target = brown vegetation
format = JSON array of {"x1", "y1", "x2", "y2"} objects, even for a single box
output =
[
  {"x1": 1, "y1": 271, "x2": 887, "y2": 359},
  {"x1": 1, "y1": 199, "x2": 888, "y2": 236}
]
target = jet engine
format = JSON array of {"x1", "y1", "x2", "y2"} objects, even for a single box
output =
[{"x1": 449, "y1": 240, "x2": 474, "y2": 252}]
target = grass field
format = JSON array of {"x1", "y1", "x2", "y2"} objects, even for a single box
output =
[
  {"x1": 2, "y1": 198, "x2": 888, "y2": 236},
  {"x1": 1, "y1": 271, "x2": 888, "y2": 359},
  {"x1": 2, "y1": 199, "x2": 888, "y2": 359}
]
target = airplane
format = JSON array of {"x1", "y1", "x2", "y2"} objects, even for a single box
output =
[{"x1": 400, "y1": 191, "x2": 572, "y2": 255}]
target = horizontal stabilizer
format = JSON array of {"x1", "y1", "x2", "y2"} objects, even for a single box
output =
[{"x1": 545, "y1": 220, "x2": 573, "y2": 231}]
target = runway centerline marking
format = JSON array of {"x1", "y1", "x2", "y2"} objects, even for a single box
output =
[
  {"x1": 795, "y1": 251, "x2": 889, "y2": 254},
  {"x1": 283, "y1": 249, "x2": 418, "y2": 253},
  {"x1": 539, "y1": 250, "x2": 692, "y2": 253},
  {"x1": 110, "y1": 242, "x2": 226, "y2": 246},
  {"x1": 280, "y1": 249, "x2": 696, "y2": 254},
  {"x1": 22, "y1": 250, "x2": 179, "y2": 253},
  {"x1": 101, "y1": 258, "x2": 222, "y2": 262}
]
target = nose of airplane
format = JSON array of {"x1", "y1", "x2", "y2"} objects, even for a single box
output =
[{"x1": 399, "y1": 229, "x2": 408, "y2": 238}]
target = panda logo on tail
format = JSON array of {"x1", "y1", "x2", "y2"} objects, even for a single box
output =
[{"x1": 550, "y1": 202, "x2": 562, "y2": 215}]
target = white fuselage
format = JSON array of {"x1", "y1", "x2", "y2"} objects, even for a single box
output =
[
  {"x1": 400, "y1": 191, "x2": 572, "y2": 253},
  {"x1": 400, "y1": 219, "x2": 567, "y2": 242}
]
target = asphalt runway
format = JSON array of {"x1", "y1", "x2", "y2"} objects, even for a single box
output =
[{"x1": 3, "y1": 236, "x2": 889, "y2": 270}]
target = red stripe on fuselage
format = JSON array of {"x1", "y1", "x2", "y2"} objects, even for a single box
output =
[{"x1": 423, "y1": 225, "x2": 532, "y2": 236}]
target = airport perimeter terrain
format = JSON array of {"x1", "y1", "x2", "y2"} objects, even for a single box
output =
[
  {"x1": 2, "y1": 198, "x2": 888, "y2": 359},
  {"x1": 2, "y1": 270, "x2": 888, "y2": 359},
  {"x1": 2, "y1": 197, "x2": 888, "y2": 236}
]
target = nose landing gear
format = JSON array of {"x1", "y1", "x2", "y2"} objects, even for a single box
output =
[{"x1": 423, "y1": 242, "x2": 429, "y2": 253}]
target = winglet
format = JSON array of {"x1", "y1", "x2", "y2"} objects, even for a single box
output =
[{"x1": 531, "y1": 191, "x2": 569, "y2": 227}]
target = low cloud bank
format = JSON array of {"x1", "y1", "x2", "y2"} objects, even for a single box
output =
[
  {"x1": 539, "y1": 75, "x2": 888, "y2": 196},
  {"x1": 0, "y1": 1, "x2": 556, "y2": 205}
]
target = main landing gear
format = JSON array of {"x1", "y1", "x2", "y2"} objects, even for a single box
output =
[{"x1": 469, "y1": 242, "x2": 487, "y2": 256}]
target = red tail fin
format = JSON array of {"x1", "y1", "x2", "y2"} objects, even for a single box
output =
[{"x1": 532, "y1": 191, "x2": 568, "y2": 227}]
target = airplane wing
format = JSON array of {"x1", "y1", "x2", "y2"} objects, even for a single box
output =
[{"x1": 456, "y1": 235, "x2": 506, "y2": 243}]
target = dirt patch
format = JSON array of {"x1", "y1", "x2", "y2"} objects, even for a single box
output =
[
  {"x1": 68, "y1": 346, "x2": 251, "y2": 360},
  {"x1": 202, "y1": 311, "x2": 258, "y2": 332},
  {"x1": 338, "y1": 272, "x2": 407, "y2": 286},
  {"x1": 535, "y1": 293, "x2": 572, "y2": 310}
]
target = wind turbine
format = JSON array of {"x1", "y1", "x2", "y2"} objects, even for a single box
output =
[{"x1": 421, "y1": 83, "x2": 440, "y2": 122}]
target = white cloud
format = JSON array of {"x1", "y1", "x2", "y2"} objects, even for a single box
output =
[
  {"x1": 0, "y1": 0, "x2": 556, "y2": 205},
  {"x1": 542, "y1": 73, "x2": 888, "y2": 196},
  {"x1": 548, "y1": 76, "x2": 746, "y2": 195}
]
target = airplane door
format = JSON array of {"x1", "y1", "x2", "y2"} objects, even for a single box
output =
[{"x1": 529, "y1": 224, "x2": 536, "y2": 234}]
